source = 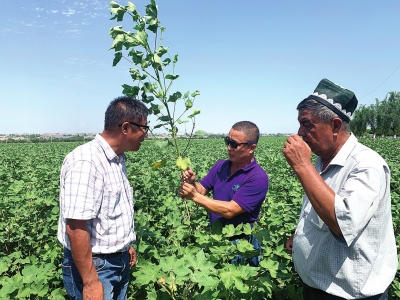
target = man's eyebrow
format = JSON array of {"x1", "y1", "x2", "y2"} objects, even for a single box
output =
[{"x1": 299, "y1": 119, "x2": 314, "y2": 126}]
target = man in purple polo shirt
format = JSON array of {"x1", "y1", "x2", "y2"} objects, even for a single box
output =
[{"x1": 179, "y1": 121, "x2": 269, "y2": 266}]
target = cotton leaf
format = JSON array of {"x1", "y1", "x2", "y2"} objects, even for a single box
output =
[
  {"x1": 152, "y1": 159, "x2": 167, "y2": 169},
  {"x1": 176, "y1": 156, "x2": 191, "y2": 171}
]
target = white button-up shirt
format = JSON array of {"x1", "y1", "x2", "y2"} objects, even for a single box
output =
[
  {"x1": 293, "y1": 134, "x2": 398, "y2": 299},
  {"x1": 58, "y1": 134, "x2": 135, "y2": 254}
]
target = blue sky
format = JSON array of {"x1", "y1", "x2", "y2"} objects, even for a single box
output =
[{"x1": 1, "y1": 0, "x2": 399, "y2": 135}]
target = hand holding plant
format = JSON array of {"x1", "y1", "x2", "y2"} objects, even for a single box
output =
[{"x1": 181, "y1": 166, "x2": 196, "y2": 185}]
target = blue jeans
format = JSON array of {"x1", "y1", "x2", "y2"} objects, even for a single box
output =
[
  {"x1": 62, "y1": 248, "x2": 130, "y2": 300},
  {"x1": 230, "y1": 235, "x2": 262, "y2": 266}
]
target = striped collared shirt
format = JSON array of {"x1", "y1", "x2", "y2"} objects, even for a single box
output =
[
  {"x1": 292, "y1": 134, "x2": 398, "y2": 299},
  {"x1": 57, "y1": 134, "x2": 135, "y2": 254}
]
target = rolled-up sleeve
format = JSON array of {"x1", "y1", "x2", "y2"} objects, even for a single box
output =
[
  {"x1": 335, "y1": 166, "x2": 384, "y2": 246},
  {"x1": 62, "y1": 160, "x2": 102, "y2": 220}
]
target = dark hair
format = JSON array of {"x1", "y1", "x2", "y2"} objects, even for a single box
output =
[
  {"x1": 297, "y1": 99, "x2": 350, "y2": 133},
  {"x1": 104, "y1": 96, "x2": 149, "y2": 130},
  {"x1": 232, "y1": 121, "x2": 260, "y2": 144}
]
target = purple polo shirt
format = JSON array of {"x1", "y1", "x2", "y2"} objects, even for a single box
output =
[{"x1": 199, "y1": 158, "x2": 269, "y2": 227}]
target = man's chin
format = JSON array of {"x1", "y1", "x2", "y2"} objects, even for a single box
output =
[{"x1": 130, "y1": 144, "x2": 141, "y2": 152}]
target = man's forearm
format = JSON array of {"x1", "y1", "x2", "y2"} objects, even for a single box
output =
[
  {"x1": 292, "y1": 164, "x2": 342, "y2": 236},
  {"x1": 66, "y1": 219, "x2": 100, "y2": 286},
  {"x1": 194, "y1": 182, "x2": 207, "y2": 195},
  {"x1": 191, "y1": 193, "x2": 244, "y2": 219}
]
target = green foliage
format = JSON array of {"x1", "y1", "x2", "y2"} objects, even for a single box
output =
[
  {"x1": 1, "y1": 137, "x2": 400, "y2": 299},
  {"x1": 176, "y1": 156, "x2": 191, "y2": 171},
  {"x1": 0, "y1": 143, "x2": 70, "y2": 299},
  {"x1": 353, "y1": 91, "x2": 400, "y2": 137},
  {"x1": 108, "y1": 0, "x2": 201, "y2": 167}
]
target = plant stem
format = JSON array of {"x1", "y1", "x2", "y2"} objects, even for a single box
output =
[
  {"x1": 182, "y1": 117, "x2": 196, "y2": 157},
  {"x1": 159, "y1": 284, "x2": 175, "y2": 300}
]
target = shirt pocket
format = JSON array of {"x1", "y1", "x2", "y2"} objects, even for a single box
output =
[
  {"x1": 304, "y1": 207, "x2": 329, "y2": 231},
  {"x1": 104, "y1": 190, "x2": 123, "y2": 220}
]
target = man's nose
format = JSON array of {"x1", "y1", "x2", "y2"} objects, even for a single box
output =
[{"x1": 297, "y1": 126, "x2": 305, "y2": 137}]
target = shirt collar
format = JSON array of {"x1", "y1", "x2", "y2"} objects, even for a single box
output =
[
  {"x1": 229, "y1": 157, "x2": 258, "y2": 172},
  {"x1": 95, "y1": 133, "x2": 126, "y2": 162},
  {"x1": 325, "y1": 133, "x2": 358, "y2": 167},
  {"x1": 244, "y1": 157, "x2": 257, "y2": 171}
]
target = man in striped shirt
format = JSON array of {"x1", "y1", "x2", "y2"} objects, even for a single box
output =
[
  {"x1": 58, "y1": 96, "x2": 149, "y2": 300},
  {"x1": 283, "y1": 79, "x2": 397, "y2": 299}
]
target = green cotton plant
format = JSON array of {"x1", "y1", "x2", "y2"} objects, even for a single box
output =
[
  {"x1": 3, "y1": 138, "x2": 400, "y2": 298},
  {"x1": 108, "y1": 0, "x2": 200, "y2": 172}
]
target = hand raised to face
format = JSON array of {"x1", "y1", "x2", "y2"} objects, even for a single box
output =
[{"x1": 282, "y1": 134, "x2": 312, "y2": 170}]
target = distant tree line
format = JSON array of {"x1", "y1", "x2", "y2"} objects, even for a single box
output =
[
  {"x1": 0, "y1": 135, "x2": 94, "y2": 144},
  {"x1": 352, "y1": 91, "x2": 400, "y2": 138}
]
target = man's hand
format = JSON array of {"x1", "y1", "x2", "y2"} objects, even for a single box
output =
[
  {"x1": 83, "y1": 280, "x2": 104, "y2": 300},
  {"x1": 179, "y1": 182, "x2": 198, "y2": 200},
  {"x1": 181, "y1": 166, "x2": 196, "y2": 185},
  {"x1": 129, "y1": 246, "x2": 137, "y2": 267},
  {"x1": 282, "y1": 135, "x2": 312, "y2": 170},
  {"x1": 285, "y1": 233, "x2": 294, "y2": 254}
]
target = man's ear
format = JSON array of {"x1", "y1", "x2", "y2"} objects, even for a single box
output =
[
  {"x1": 249, "y1": 143, "x2": 257, "y2": 153},
  {"x1": 332, "y1": 118, "x2": 342, "y2": 135},
  {"x1": 120, "y1": 122, "x2": 129, "y2": 134}
]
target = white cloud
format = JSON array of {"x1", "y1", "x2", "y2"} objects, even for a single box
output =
[
  {"x1": 85, "y1": 12, "x2": 104, "y2": 19},
  {"x1": 2, "y1": 28, "x2": 24, "y2": 35},
  {"x1": 64, "y1": 57, "x2": 79, "y2": 64},
  {"x1": 74, "y1": 2, "x2": 88, "y2": 9},
  {"x1": 62, "y1": 9, "x2": 76, "y2": 17},
  {"x1": 90, "y1": 0, "x2": 108, "y2": 11},
  {"x1": 63, "y1": 73, "x2": 87, "y2": 81},
  {"x1": 65, "y1": 29, "x2": 81, "y2": 34},
  {"x1": 22, "y1": 21, "x2": 36, "y2": 27}
]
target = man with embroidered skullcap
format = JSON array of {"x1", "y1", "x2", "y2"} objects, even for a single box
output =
[{"x1": 283, "y1": 78, "x2": 397, "y2": 299}]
